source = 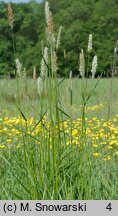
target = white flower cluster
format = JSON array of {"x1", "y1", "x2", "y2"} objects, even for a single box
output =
[
  {"x1": 15, "y1": 58, "x2": 22, "y2": 77},
  {"x1": 52, "y1": 51, "x2": 58, "y2": 73},
  {"x1": 91, "y1": 55, "x2": 98, "y2": 79},
  {"x1": 37, "y1": 76, "x2": 43, "y2": 96},
  {"x1": 40, "y1": 47, "x2": 48, "y2": 78},
  {"x1": 79, "y1": 49, "x2": 85, "y2": 78},
  {"x1": 87, "y1": 34, "x2": 93, "y2": 53},
  {"x1": 37, "y1": 47, "x2": 48, "y2": 96},
  {"x1": 45, "y1": 1, "x2": 50, "y2": 26}
]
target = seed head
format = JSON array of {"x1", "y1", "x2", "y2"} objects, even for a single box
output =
[
  {"x1": 44, "y1": 47, "x2": 48, "y2": 64},
  {"x1": 15, "y1": 58, "x2": 22, "y2": 77},
  {"x1": 87, "y1": 34, "x2": 93, "y2": 53},
  {"x1": 56, "y1": 26, "x2": 62, "y2": 49},
  {"x1": 52, "y1": 51, "x2": 58, "y2": 73},
  {"x1": 91, "y1": 55, "x2": 98, "y2": 79},
  {"x1": 48, "y1": 11, "x2": 53, "y2": 34},
  {"x1": 40, "y1": 47, "x2": 48, "y2": 78},
  {"x1": 45, "y1": 1, "x2": 50, "y2": 26},
  {"x1": 37, "y1": 76, "x2": 43, "y2": 95},
  {"x1": 8, "y1": 3, "x2": 14, "y2": 29},
  {"x1": 45, "y1": 1, "x2": 54, "y2": 43},
  {"x1": 51, "y1": 33, "x2": 56, "y2": 46},
  {"x1": 79, "y1": 49, "x2": 85, "y2": 78}
]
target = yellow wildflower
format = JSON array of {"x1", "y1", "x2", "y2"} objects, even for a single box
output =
[
  {"x1": 0, "y1": 145, "x2": 5, "y2": 149},
  {"x1": 93, "y1": 144, "x2": 98, "y2": 148},
  {"x1": 108, "y1": 146, "x2": 113, "y2": 149},
  {"x1": 72, "y1": 129, "x2": 78, "y2": 136},
  {"x1": 115, "y1": 151, "x2": 118, "y2": 156},
  {"x1": 6, "y1": 139, "x2": 12, "y2": 143},
  {"x1": 103, "y1": 156, "x2": 111, "y2": 161},
  {"x1": 93, "y1": 152, "x2": 100, "y2": 157}
]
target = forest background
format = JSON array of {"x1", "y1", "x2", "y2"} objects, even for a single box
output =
[{"x1": 0, "y1": 0, "x2": 118, "y2": 77}]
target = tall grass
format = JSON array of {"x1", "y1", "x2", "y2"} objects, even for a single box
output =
[{"x1": 1, "y1": 78, "x2": 118, "y2": 199}]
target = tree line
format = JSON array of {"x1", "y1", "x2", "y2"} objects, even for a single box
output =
[{"x1": 0, "y1": 0, "x2": 118, "y2": 77}]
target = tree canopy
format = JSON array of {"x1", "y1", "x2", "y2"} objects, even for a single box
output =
[{"x1": 0, "y1": 0, "x2": 118, "y2": 77}]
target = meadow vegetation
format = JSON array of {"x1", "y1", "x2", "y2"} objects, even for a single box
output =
[{"x1": 0, "y1": 1, "x2": 118, "y2": 200}]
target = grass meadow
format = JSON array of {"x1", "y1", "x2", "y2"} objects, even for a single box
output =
[
  {"x1": 0, "y1": 78, "x2": 118, "y2": 199},
  {"x1": 0, "y1": 1, "x2": 118, "y2": 200}
]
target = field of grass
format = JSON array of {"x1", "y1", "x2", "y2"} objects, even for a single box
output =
[
  {"x1": 0, "y1": 78, "x2": 118, "y2": 200},
  {"x1": 1, "y1": 77, "x2": 118, "y2": 115}
]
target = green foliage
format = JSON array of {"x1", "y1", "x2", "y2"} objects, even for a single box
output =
[
  {"x1": 0, "y1": 78, "x2": 118, "y2": 199},
  {"x1": 0, "y1": 0, "x2": 117, "y2": 77}
]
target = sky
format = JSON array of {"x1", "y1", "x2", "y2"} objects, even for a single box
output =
[{"x1": 2, "y1": 0, "x2": 42, "y2": 3}]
